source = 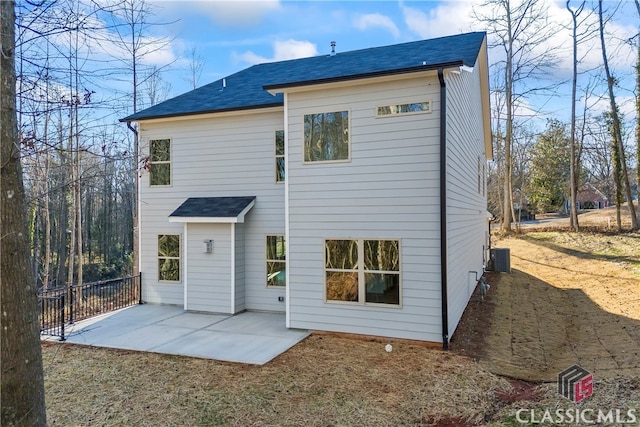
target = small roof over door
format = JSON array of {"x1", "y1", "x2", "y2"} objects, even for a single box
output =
[{"x1": 169, "y1": 196, "x2": 256, "y2": 223}]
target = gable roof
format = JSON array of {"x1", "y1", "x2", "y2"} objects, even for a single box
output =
[
  {"x1": 168, "y1": 196, "x2": 256, "y2": 223},
  {"x1": 121, "y1": 32, "x2": 487, "y2": 122}
]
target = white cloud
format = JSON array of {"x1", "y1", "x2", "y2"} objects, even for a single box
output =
[
  {"x1": 234, "y1": 39, "x2": 318, "y2": 65},
  {"x1": 189, "y1": 0, "x2": 281, "y2": 27},
  {"x1": 400, "y1": 0, "x2": 477, "y2": 39},
  {"x1": 354, "y1": 13, "x2": 400, "y2": 38}
]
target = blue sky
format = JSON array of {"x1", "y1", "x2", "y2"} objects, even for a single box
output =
[
  {"x1": 150, "y1": 1, "x2": 479, "y2": 92},
  {"x1": 128, "y1": 0, "x2": 637, "y2": 129}
]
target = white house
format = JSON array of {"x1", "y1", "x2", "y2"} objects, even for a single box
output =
[{"x1": 121, "y1": 32, "x2": 492, "y2": 348}]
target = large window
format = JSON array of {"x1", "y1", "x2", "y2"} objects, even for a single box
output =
[
  {"x1": 325, "y1": 239, "x2": 400, "y2": 305},
  {"x1": 303, "y1": 111, "x2": 349, "y2": 162},
  {"x1": 266, "y1": 235, "x2": 286, "y2": 287},
  {"x1": 158, "y1": 234, "x2": 180, "y2": 281},
  {"x1": 275, "y1": 130, "x2": 285, "y2": 183},
  {"x1": 149, "y1": 138, "x2": 171, "y2": 186}
]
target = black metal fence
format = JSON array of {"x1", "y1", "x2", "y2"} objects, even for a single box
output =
[{"x1": 38, "y1": 274, "x2": 141, "y2": 341}]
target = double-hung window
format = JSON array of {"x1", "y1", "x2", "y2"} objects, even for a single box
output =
[
  {"x1": 149, "y1": 138, "x2": 171, "y2": 186},
  {"x1": 303, "y1": 111, "x2": 349, "y2": 162},
  {"x1": 158, "y1": 234, "x2": 180, "y2": 282},
  {"x1": 325, "y1": 239, "x2": 400, "y2": 305}
]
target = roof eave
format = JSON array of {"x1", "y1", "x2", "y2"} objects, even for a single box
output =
[
  {"x1": 263, "y1": 61, "x2": 466, "y2": 94},
  {"x1": 119, "y1": 102, "x2": 283, "y2": 123}
]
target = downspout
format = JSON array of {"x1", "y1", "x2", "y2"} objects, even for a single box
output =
[
  {"x1": 126, "y1": 120, "x2": 137, "y2": 137},
  {"x1": 438, "y1": 68, "x2": 449, "y2": 350},
  {"x1": 126, "y1": 121, "x2": 141, "y2": 278}
]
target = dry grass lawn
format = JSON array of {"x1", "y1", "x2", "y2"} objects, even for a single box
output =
[
  {"x1": 42, "y1": 221, "x2": 640, "y2": 426},
  {"x1": 43, "y1": 338, "x2": 513, "y2": 426}
]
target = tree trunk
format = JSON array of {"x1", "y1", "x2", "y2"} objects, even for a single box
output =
[
  {"x1": 43, "y1": 151, "x2": 51, "y2": 288},
  {"x1": 67, "y1": 129, "x2": 76, "y2": 285},
  {"x1": 55, "y1": 122, "x2": 68, "y2": 287},
  {"x1": 567, "y1": 0, "x2": 583, "y2": 232},
  {"x1": 635, "y1": 0, "x2": 639, "y2": 211},
  {"x1": 74, "y1": 59, "x2": 82, "y2": 285},
  {"x1": 502, "y1": 0, "x2": 514, "y2": 231},
  {"x1": 0, "y1": 1, "x2": 48, "y2": 424},
  {"x1": 599, "y1": 0, "x2": 639, "y2": 231}
]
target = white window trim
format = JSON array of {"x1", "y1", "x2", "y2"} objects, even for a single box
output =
[
  {"x1": 324, "y1": 238, "x2": 402, "y2": 308},
  {"x1": 266, "y1": 234, "x2": 286, "y2": 288},
  {"x1": 302, "y1": 110, "x2": 351, "y2": 164},
  {"x1": 158, "y1": 233, "x2": 181, "y2": 283},
  {"x1": 375, "y1": 100, "x2": 432, "y2": 118},
  {"x1": 149, "y1": 138, "x2": 172, "y2": 187}
]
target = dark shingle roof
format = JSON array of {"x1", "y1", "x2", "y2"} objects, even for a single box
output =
[
  {"x1": 122, "y1": 32, "x2": 485, "y2": 122},
  {"x1": 169, "y1": 197, "x2": 256, "y2": 218}
]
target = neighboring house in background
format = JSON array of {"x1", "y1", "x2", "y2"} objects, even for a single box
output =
[
  {"x1": 513, "y1": 188, "x2": 535, "y2": 221},
  {"x1": 577, "y1": 183, "x2": 609, "y2": 209},
  {"x1": 121, "y1": 32, "x2": 492, "y2": 348}
]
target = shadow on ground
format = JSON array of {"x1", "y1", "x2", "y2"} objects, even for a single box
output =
[{"x1": 453, "y1": 266, "x2": 640, "y2": 382}]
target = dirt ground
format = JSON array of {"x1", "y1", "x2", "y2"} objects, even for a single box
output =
[{"x1": 453, "y1": 228, "x2": 640, "y2": 382}]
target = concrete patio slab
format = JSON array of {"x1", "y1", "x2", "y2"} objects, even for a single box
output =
[{"x1": 57, "y1": 304, "x2": 309, "y2": 365}]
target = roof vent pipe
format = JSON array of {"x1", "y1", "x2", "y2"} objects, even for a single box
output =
[
  {"x1": 330, "y1": 41, "x2": 336, "y2": 56},
  {"x1": 223, "y1": 78, "x2": 226, "y2": 89}
]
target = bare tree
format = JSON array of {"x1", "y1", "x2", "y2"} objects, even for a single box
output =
[
  {"x1": 109, "y1": 0, "x2": 175, "y2": 276},
  {"x1": 635, "y1": 0, "x2": 639, "y2": 201},
  {"x1": 142, "y1": 66, "x2": 172, "y2": 108},
  {"x1": 185, "y1": 46, "x2": 205, "y2": 90},
  {"x1": 473, "y1": 0, "x2": 559, "y2": 231},
  {"x1": 1, "y1": 0, "x2": 47, "y2": 424},
  {"x1": 599, "y1": 0, "x2": 638, "y2": 230},
  {"x1": 566, "y1": 0, "x2": 586, "y2": 231}
]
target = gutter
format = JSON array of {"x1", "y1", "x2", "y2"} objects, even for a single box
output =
[
  {"x1": 438, "y1": 67, "x2": 449, "y2": 350},
  {"x1": 263, "y1": 61, "x2": 465, "y2": 93},
  {"x1": 119, "y1": 102, "x2": 283, "y2": 124}
]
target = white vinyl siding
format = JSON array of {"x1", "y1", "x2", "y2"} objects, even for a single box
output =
[
  {"x1": 186, "y1": 223, "x2": 232, "y2": 314},
  {"x1": 444, "y1": 66, "x2": 489, "y2": 338},
  {"x1": 286, "y1": 74, "x2": 444, "y2": 342},
  {"x1": 138, "y1": 109, "x2": 285, "y2": 310}
]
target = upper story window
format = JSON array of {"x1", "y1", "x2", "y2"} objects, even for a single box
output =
[
  {"x1": 149, "y1": 138, "x2": 171, "y2": 186},
  {"x1": 275, "y1": 130, "x2": 285, "y2": 183},
  {"x1": 303, "y1": 111, "x2": 349, "y2": 162},
  {"x1": 377, "y1": 101, "x2": 431, "y2": 117}
]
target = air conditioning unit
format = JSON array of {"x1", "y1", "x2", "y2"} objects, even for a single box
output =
[{"x1": 489, "y1": 248, "x2": 511, "y2": 273}]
